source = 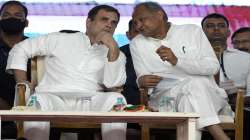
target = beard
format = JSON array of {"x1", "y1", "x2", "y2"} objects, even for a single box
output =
[{"x1": 209, "y1": 37, "x2": 227, "y2": 46}]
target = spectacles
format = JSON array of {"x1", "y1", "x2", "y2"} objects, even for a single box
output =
[
  {"x1": 205, "y1": 24, "x2": 227, "y2": 29},
  {"x1": 232, "y1": 40, "x2": 250, "y2": 46}
]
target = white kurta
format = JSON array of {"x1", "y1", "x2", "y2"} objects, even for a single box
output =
[
  {"x1": 220, "y1": 48, "x2": 250, "y2": 95},
  {"x1": 7, "y1": 32, "x2": 126, "y2": 93},
  {"x1": 6, "y1": 32, "x2": 127, "y2": 140},
  {"x1": 130, "y1": 23, "x2": 230, "y2": 129}
]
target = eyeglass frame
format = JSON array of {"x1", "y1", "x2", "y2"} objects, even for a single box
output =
[{"x1": 231, "y1": 39, "x2": 250, "y2": 46}]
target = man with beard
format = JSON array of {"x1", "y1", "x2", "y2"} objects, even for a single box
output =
[
  {"x1": 202, "y1": 13, "x2": 250, "y2": 140},
  {"x1": 202, "y1": 13, "x2": 250, "y2": 96},
  {"x1": 6, "y1": 4, "x2": 127, "y2": 140},
  {"x1": 0, "y1": 1, "x2": 29, "y2": 139},
  {"x1": 130, "y1": 2, "x2": 231, "y2": 140}
]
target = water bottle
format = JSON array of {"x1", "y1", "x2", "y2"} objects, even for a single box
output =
[
  {"x1": 113, "y1": 97, "x2": 125, "y2": 112},
  {"x1": 28, "y1": 96, "x2": 40, "y2": 110},
  {"x1": 158, "y1": 96, "x2": 175, "y2": 112}
]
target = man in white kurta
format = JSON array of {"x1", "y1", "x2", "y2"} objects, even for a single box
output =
[
  {"x1": 131, "y1": 2, "x2": 231, "y2": 140},
  {"x1": 219, "y1": 49, "x2": 250, "y2": 95},
  {"x1": 232, "y1": 27, "x2": 250, "y2": 54},
  {"x1": 202, "y1": 13, "x2": 250, "y2": 96},
  {"x1": 6, "y1": 5, "x2": 127, "y2": 140}
]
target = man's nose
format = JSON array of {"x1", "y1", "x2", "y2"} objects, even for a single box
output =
[
  {"x1": 106, "y1": 21, "x2": 112, "y2": 28},
  {"x1": 213, "y1": 26, "x2": 220, "y2": 30}
]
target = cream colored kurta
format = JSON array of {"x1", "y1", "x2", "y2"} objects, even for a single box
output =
[
  {"x1": 130, "y1": 24, "x2": 231, "y2": 129},
  {"x1": 6, "y1": 32, "x2": 127, "y2": 140},
  {"x1": 220, "y1": 48, "x2": 250, "y2": 95},
  {"x1": 7, "y1": 32, "x2": 126, "y2": 94}
]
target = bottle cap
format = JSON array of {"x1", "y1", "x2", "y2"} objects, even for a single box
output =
[
  {"x1": 31, "y1": 96, "x2": 37, "y2": 100},
  {"x1": 117, "y1": 97, "x2": 123, "y2": 104}
]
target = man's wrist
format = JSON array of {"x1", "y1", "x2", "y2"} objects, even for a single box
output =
[{"x1": 107, "y1": 46, "x2": 119, "y2": 61}]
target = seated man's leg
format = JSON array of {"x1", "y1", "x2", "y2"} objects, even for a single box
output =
[
  {"x1": 149, "y1": 77, "x2": 230, "y2": 140},
  {"x1": 206, "y1": 124, "x2": 230, "y2": 140},
  {"x1": 91, "y1": 92, "x2": 127, "y2": 140},
  {"x1": 24, "y1": 93, "x2": 71, "y2": 140},
  {"x1": 176, "y1": 77, "x2": 230, "y2": 140}
]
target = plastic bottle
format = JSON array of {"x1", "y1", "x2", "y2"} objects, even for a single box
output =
[
  {"x1": 28, "y1": 96, "x2": 39, "y2": 110},
  {"x1": 158, "y1": 96, "x2": 175, "y2": 112},
  {"x1": 113, "y1": 97, "x2": 125, "y2": 112}
]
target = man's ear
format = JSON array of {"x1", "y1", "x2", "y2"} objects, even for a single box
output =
[
  {"x1": 86, "y1": 18, "x2": 91, "y2": 28},
  {"x1": 157, "y1": 11, "x2": 164, "y2": 20},
  {"x1": 126, "y1": 31, "x2": 131, "y2": 40},
  {"x1": 25, "y1": 19, "x2": 28, "y2": 27}
]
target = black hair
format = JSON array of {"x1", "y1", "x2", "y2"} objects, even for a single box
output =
[
  {"x1": 0, "y1": 0, "x2": 28, "y2": 17},
  {"x1": 59, "y1": 30, "x2": 80, "y2": 33},
  {"x1": 201, "y1": 13, "x2": 229, "y2": 28},
  {"x1": 134, "y1": 2, "x2": 168, "y2": 21},
  {"x1": 231, "y1": 27, "x2": 250, "y2": 40},
  {"x1": 87, "y1": 5, "x2": 120, "y2": 22},
  {"x1": 128, "y1": 20, "x2": 133, "y2": 31}
]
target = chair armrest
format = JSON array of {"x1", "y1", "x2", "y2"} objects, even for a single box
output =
[
  {"x1": 99, "y1": 84, "x2": 124, "y2": 93},
  {"x1": 16, "y1": 84, "x2": 27, "y2": 106},
  {"x1": 15, "y1": 83, "x2": 31, "y2": 106},
  {"x1": 139, "y1": 88, "x2": 149, "y2": 106},
  {"x1": 234, "y1": 89, "x2": 244, "y2": 140},
  {"x1": 104, "y1": 86, "x2": 124, "y2": 93}
]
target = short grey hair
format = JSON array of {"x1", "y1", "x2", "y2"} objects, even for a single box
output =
[{"x1": 134, "y1": 2, "x2": 168, "y2": 21}]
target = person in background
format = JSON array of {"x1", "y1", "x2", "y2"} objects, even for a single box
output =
[
  {"x1": 230, "y1": 27, "x2": 250, "y2": 140},
  {"x1": 130, "y1": 2, "x2": 231, "y2": 140},
  {"x1": 120, "y1": 19, "x2": 140, "y2": 105},
  {"x1": 202, "y1": 13, "x2": 250, "y2": 140},
  {"x1": 0, "y1": 1, "x2": 29, "y2": 139},
  {"x1": 231, "y1": 27, "x2": 250, "y2": 53},
  {"x1": 202, "y1": 13, "x2": 250, "y2": 96},
  {"x1": 6, "y1": 5, "x2": 127, "y2": 140}
]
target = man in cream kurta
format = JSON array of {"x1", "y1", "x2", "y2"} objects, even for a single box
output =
[
  {"x1": 201, "y1": 13, "x2": 250, "y2": 96},
  {"x1": 219, "y1": 48, "x2": 250, "y2": 95},
  {"x1": 6, "y1": 5, "x2": 127, "y2": 140},
  {"x1": 131, "y1": 2, "x2": 231, "y2": 140}
]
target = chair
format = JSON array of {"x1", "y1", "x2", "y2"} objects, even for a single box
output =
[
  {"x1": 139, "y1": 88, "x2": 244, "y2": 140},
  {"x1": 16, "y1": 57, "x2": 101, "y2": 139}
]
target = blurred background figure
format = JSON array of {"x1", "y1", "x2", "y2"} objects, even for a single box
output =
[
  {"x1": 231, "y1": 27, "x2": 250, "y2": 53},
  {"x1": 0, "y1": 1, "x2": 29, "y2": 139},
  {"x1": 202, "y1": 13, "x2": 250, "y2": 96},
  {"x1": 202, "y1": 13, "x2": 250, "y2": 140}
]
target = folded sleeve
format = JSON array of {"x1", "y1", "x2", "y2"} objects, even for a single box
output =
[{"x1": 6, "y1": 33, "x2": 58, "y2": 74}]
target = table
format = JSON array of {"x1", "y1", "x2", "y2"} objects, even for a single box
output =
[{"x1": 0, "y1": 111, "x2": 199, "y2": 140}]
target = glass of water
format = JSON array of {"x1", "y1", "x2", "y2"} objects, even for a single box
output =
[
  {"x1": 81, "y1": 97, "x2": 91, "y2": 111},
  {"x1": 158, "y1": 96, "x2": 175, "y2": 112}
]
